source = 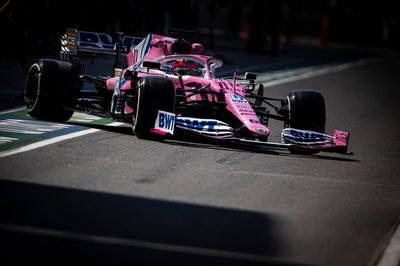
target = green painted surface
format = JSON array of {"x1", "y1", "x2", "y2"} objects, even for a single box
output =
[
  {"x1": 0, "y1": 108, "x2": 117, "y2": 153},
  {"x1": 0, "y1": 134, "x2": 45, "y2": 152}
]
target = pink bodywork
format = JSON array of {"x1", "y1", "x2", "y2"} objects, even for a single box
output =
[
  {"x1": 333, "y1": 130, "x2": 349, "y2": 147},
  {"x1": 106, "y1": 34, "x2": 270, "y2": 137}
]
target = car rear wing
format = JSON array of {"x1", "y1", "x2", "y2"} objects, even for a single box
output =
[{"x1": 60, "y1": 28, "x2": 143, "y2": 60}]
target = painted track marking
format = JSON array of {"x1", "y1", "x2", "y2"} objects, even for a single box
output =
[
  {"x1": 261, "y1": 57, "x2": 378, "y2": 87},
  {"x1": 0, "y1": 136, "x2": 18, "y2": 144},
  {"x1": 0, "y1": 108, "x2": 124, "y2": 158},
  {"x1": 0, "y1": 128, "x2": 99, "y2": 158},
  {"x1": 0, "y1": 119, "x2": 72, "y2": 134}
]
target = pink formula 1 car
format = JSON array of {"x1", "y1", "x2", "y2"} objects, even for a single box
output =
[{"x1": 24, "y1": 28, "x2": 351, "y2": 155}]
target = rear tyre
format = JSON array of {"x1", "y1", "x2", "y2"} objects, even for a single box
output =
[
  {"x1": 132, "y1": 76, "x2": 175, "y2": 140},
  {"x1": 24, "y1": 59, "x2": 80, "y2": 122},
  {"x1": 285, "y1": 90, "x2": 326, "y2": 154}
]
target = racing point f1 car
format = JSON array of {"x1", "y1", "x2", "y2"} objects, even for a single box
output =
[{"x1": 24, "y1": 28, "x2": 351, "y2": 155}]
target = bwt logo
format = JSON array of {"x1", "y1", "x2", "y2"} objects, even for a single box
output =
[
  {"x1": 79, "y1": 32, "x2": 142, "y2": 50},
  {"x1": 290, "y1": 130, "x2": 325, "y2": 141},
  {"x1": 179, "y1": 119, "x2": 218, "y2": 130},
  {"x1": 158, "y1": 113, "x2": 175, "y2": 131}
]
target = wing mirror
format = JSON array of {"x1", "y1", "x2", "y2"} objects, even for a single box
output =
[
  {"x1": 124, "y1": 70, "x2": 138, "y2": 80},
  {"x1": 142, "y1": 61, "x2": 161, "y2": 69},
  {"x1": 245, "y1": 72, "x2": 257, "y2": 81}
]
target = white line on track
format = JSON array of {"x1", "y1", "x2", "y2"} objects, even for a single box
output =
[
  {"x1": 0, "y1": 121, "x2": 124, "y2": 158},
  {"x1": 0, "y1": 136, "x2": 18, "y2": 144},
  {"x1": 0, "y1": 128, "x2": 99, "y2": 158},
  {"x1": 261, "y1": 57, "x2": 379, "y2": 87},
  {"x1": 0, "y1": 106, "x2": 24, "y2": 115}
]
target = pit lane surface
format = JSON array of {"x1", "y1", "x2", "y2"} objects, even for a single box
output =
[{"x1": 1, "y1": 54, "x2": 400, "y2": 266}]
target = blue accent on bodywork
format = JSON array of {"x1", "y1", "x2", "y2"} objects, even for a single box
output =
[{"x1": 176, "y1": 118, "x2": 218, "y2": 131}]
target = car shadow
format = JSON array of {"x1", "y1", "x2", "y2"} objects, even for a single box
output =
[
  {"x1": 66, "y1": 121, "x2": 358, "y2": 162},
  {"x1": 67, "y1": 121, "x2": 134, "y2": 135},
  {"x1": 0, "y1": 179, "x2": 305, "y2": 266},
  {"x1": 165, "y1": 137, "x2": 358, "y2": 162}
]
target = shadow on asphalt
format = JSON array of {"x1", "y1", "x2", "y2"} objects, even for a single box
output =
[
  {"x1": 0, "y1": 179, "x2": 305, "y2": 266},
  {"x1": 66, "y1": 121, "x2": 134, "y2": 135},
  {"x1": 164, "y1": 137, "x2": 358, "y2": 162},
  {"x1": 70, "y1": 121, "x2": 357, "y2": 162}
]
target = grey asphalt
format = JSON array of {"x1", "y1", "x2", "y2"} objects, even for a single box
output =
[{"x1": 0, "y1": 49, "x2": 400, "y2": 265}]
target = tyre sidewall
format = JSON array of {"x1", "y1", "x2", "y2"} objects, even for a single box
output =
[
  {"x1": 287, "y1": 90, "x2": 326, "y2": 133},
  {"x1": 286, "y1": 90, "x2": 326, "y2": 155},
  {"x1": 133, "y1": 76, "x2": 175, "y2": 139},
  {"x1": 25, "y1": 59, "x2": 79, "y2": 121}
]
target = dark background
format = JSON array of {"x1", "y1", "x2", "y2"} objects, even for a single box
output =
[
  {"x1": 1, "y1": 1, "x2": 400, "y2": 266},
  {"x1": 1, "y1": 0, "x2": 399, "y2": 76}
]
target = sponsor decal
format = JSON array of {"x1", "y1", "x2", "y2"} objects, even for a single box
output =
[
  {"x1": 176, "y1": 117, "x2": 234, "y2": 136},
  {"x1": 255, "y1": 128, "x2": 267, "y2": 133},
  {"x1": 289, "y1": 129, "x2": 326, "y2": 141},
  {"x1": 111, "y1": 68, "x2": 124, "y2": 114},
  {"x1": 281, "y1": 128, "x2": 335, "y2": 146},
  {"x1": 239, "y1": 109, "x2": 254, "y2": 113},
  {"x1": 114, "y1": 68, "x2": 123, "y2": 78},
  {"x1": 240, "y1": 113, "x2": 257, "y2": 117},
  {"x1": 238, "y1": 105, "x2": 252, "y2": 109},
  {"x1": 78, "y1": 31, "x2": 142, "y2": 51},
  {"x1": 177, "y1": 118, "x2": 218, "y2": 131},
  {"x1": 333, "y1": 130, "x2": 348, "y2": 146},
  {"x1": 230, "y1": 94, "x2": 248, "y2": 104},
  {"x1": 113, "y1": 68, "x2": 127, "y2": 91},
  {"x1": 155, "y1": 111, "x2": 175, "y2": 134}
]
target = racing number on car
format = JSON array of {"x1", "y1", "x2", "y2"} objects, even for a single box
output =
[{"x1": 66, "y1": 33, "x2": 76, "y2": 49}]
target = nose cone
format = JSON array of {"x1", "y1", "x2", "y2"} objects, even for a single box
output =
[
  {"x1": 245, "y1": 123, "x2": 270, "y2": 136},
  {"x1": 224, "y1": 93, "x2": 270, "y2": 137}
]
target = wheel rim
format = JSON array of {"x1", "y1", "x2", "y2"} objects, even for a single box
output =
[
  {"x1": 285, "y1": 95, "x2": 291, "y2": 128},
  {"x1": 132, "y1": 83, "x2": 142, "y2": 133},
  {"x1": 24, "y1": 64, "x2": 41, "y2": 111}
]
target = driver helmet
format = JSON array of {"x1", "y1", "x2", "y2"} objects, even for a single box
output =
[{"x1": 173, "y1": 60, "x2": 201, "y2": 76}]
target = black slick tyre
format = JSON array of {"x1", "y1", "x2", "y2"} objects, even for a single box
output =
[
  {"x1": 286, "y1": 90, "x2": 326, "y2": 154},
  {"x1": 24, "y1": 59, "x2": 80, "y2": 122},
  {"x1": 132, "y1": 76, "x2": 175, "y2": 140},
  {"x1": 286, "y1": 90, "x2": 326, "y2": 132}
]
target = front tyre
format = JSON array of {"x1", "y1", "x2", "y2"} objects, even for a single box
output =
[
  {"x1": 24, "y1": 59, "x2": 80, "y2": 122},
  {"x1": 286, "y1": 90, "x2": 326, "y2": 132},
  {"x1": 285, "y1": 90, "x2": 326, "y2": 154},
  {"x1": 132, "y1": 76, "x2": 175, "y2": 140}
]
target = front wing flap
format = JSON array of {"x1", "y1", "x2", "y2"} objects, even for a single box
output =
[
  {"x1": 233, "y1": 128, "x2": 351, "y2": 155},
  {"x1": 281, "y1": 128, "x2": 351, "y2": 154},
  {"x1": 151, "y1": 113, "x2": 352, "y2": 155}
]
